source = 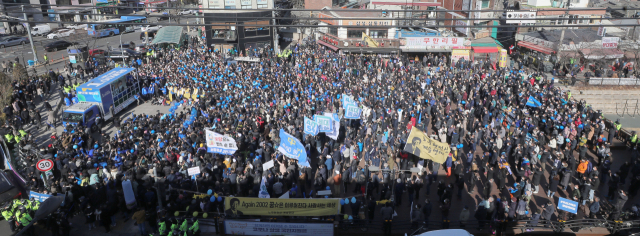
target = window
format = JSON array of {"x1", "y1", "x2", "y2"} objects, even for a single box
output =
[
  {"x1": 85, "y1": 110, "x2": 94, "y2": 123},
  {"x1": 258, "y1": 4, "x2": 267, "y2": 8},
  {"x1": 369, "y1": 30, "x2": 387, "y2": 38},
  {"x1": 79, "y1": 0, "x2": 92, "y2": 4},
  {"x1": 57, "y1": 0, "x2": 71, "y2": 5},
  {"x1": 482, "y1": 0, "x2": 490, "y2": 8},
  {"x1": 347, "y1": 29, "x2": 365, "y2": 38},
  {"x1": 241, "y1": 5, "x2": 251, "y2": 9},
  {"x1": 328, "y1": 27, "x2": 338, "y2": 36}
]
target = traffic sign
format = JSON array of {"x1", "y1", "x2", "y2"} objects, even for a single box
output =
[{"x1": 36, "y1": 159, "x2": 54, "y2": 172}]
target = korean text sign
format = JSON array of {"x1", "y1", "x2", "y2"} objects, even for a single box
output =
[{"x1": 224, "y1": 197, "x2": 341, "y2": 216}]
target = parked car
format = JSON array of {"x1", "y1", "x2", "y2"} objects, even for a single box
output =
[
  {"x1": 177, "y1": 10, "x2": 194, "y2": 15},
  {"x1": 44, "y1": 40, "x2": 76, "y2": 52},
  {"x1": 141, "y1": 25, "x2": 162, "y2": 32},
  {"x1": 140, "y1": 29, "x2": 158, "y2": 40},
  {"x1": 89, "y1": 49, "x2": 107, "y2": 56},
  {"x1": 0, "y1": 170, "x2": 23, "y2": 209},
  {"x1": 0, "y1": 36, "x2": 28, "y2": 48},
  {"x1": 107, "y1": 48, "x2": 141, "y2": 59},
  {"x1": 65, "y1": 23, "x2": 88, "y2": 30},
  {"x1": 47, "y1": 29, "x2": 76, "y2": 39}
]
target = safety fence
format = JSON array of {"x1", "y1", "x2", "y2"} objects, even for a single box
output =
[{"x1": 167, "y1": 210, "x2": 640, "y2": 236}]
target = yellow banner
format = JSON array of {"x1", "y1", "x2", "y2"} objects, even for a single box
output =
[
  {"x1": 403, "y1": 127, "x2": 450, "y2": 164},
  {"x1": 224, "y1": 197, "x2": 340, "y2": 217},
  {"x1": 362, "y1": 32, "x2": 378, "y2": 47},
  {"x1": 499, "y1": 49, "x2": 507, "y2": 67}
]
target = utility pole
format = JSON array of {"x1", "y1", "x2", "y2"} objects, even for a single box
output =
[
  {"x1": 272, "y1": 10, "x2": 279, "y2": 54},
  {"x1": 22, "y1": 5, "x2": 38, "y2": 64},
  {"x1": 557, "y1": 9, "x2": 569, "y2": 53}
]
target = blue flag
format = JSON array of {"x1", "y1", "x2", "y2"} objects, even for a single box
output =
[
  {"x1": 526, "y1": 95, "x2": 542, "y2": 107},
  {"x1": 277, "y1": 129, "x2": 310, "y2": 167},
  {"x1": 304, "y1": 117, "x2": 319, "y2": 136}
]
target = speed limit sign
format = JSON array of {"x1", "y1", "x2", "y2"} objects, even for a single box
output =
[{"x1": 36, "y1": 159, "x2": 54, "y2": 172}]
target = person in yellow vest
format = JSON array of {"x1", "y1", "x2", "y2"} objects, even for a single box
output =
[
  {"x1": 4, "y1": 132, "x2": 14, "y2": 144},
  {"x1": 614, "y1": 119, "x2": 622, "y2": 139},
  {"x1": 158, "y1": 221, "x2": 167, "y2": 235},
  {"x1": 17, "y1": 207, "x2": 34, "y2": 236},
  {"x1": 1, "y1": 203, "x2": 16, "y2": 231},
  {"x1": 178, "y1": 218, "x2": 188, "y2": 232},
  {"x1": 188, "y1": 219, "x2": 199, "y2": 235},
  {"x1": 629, "y1": 131, "x2": 637, "y2": 148},
  {"x1": 43, "y1": 54, "x2": 48, "y2": 63}
]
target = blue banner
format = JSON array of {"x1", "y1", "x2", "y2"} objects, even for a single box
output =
[
  {"x1": 557, "y1": 197, "x2": 578, "y2": 214},
  {"x1": 29, "y1": 191, "x2": 52, "y2": 202},
  {"x1": 341, "y1": 94, "x2": 357, "y2": 108},
  {"x1": 314, "y1": 115, "x2": 333, "y2": 133},
  {"x1": 526, "y1": 95, "x2": 542, "y2": 107},
  {"x1": 344, "y1": 104, "x2": 362, "y2": 119},
  {"x1": 277, "y1": 129, "x2": 310, "y2": 167},
  {"x1": 304, "y1": 117, "x2": 319, "y2": 136}
]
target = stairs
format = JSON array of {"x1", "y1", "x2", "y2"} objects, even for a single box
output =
[{"x1": 571, "y1": 90, "x2": 640, "y2": 116}]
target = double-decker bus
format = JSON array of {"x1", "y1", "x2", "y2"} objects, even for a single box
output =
[{"x1": 88, "y1": 16, "x2": 147, "y2": 37}]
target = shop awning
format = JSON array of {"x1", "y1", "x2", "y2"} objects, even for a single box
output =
[
  {"x1": 558, "y1": 50, "x2": 580, "y2": 58},
  {"x1": 472, "y1": 46, "x2": 499, "y2": 54},
  {"x1": 580, "y1": 48, "x2": 624, "y2": 60},
  {"x1": 624, "y1": 51, "x2": 640, "y2": 59},
  {"x1": 517, "y1": 41, "x2": 555, "y2": 55},
  {"x1": 151, "y1": 26, "x2": 184, "y2": 45},
  {"x1": 317, "y1": 40, "x2": 339, "y2": 51}
]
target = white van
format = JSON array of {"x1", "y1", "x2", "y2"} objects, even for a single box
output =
[{"x1": 31, "y1": 24, "x2": 52, "y2": 36}]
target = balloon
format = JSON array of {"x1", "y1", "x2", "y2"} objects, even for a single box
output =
[
  {"x1": 345, "y1": 198, "x2": 350, "y2": 204},
  {"x1": 207, "y1": 189, "x2": 213, "y2": 195},
  {"x1": 203, "y1": 213, "x2": 208, "y2": 218},
  {"x1": 340, "y1": 199, "x2": 345, "y2": 205},
  {"x1": 210, "y1": 196, "x2": 216, "y2": 202},
  {"x1": 351, "y1": 197, "x2": 356, "y2": 203},
  {"x1": 325, "y1": 196, "x2": 329, "y2": 198},
  {"x1": 73, "y1": 145, "x2": 78, "y2": 149},
  {"x1": 218, "y1": 196, "x2": 223, "y2": 202},
  {"x1": 174, "y1": 211, "x2": 180, "y2": 216},
  {"x1": 348, "y1": 215, "x2": 353, "y2": 220},
  {"x1": 344, "y1": 214, "x2": 349, "y2": 219},
  {"x1": 193, "y1": 212, "x2": 199, "y2": 217},
  {"x1": 326, "y1": 186, "x2": 330, "y2": 190}
]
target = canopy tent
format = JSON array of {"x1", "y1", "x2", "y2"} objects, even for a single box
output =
[
  {"x1": 151, "y1": 26, "x2": 185, "y2": 46},
  {"x1": 471, "y1": 37, "x2": 502, "y2": 54}
]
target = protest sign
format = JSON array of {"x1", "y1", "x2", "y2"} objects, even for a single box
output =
[
  {"x1": 304, "y1": 117, "x2": 319, "y2": 136},
  {"x1": 224, "y1": 197, "x2": 340, "y2": 216},
  {"x1": 325, "y1": 119, "x2": 340, "y2": 140},
  {"x1": 206, "y1": 130, "x2": 238, "y2": 155},
  {"x1": 344, "y1": 104, "x2": 361, "y2": 119},
  {"x1": 403, "y1": 127, "x2": 450, "y2": 164},
  {"x1": 314, "y1": 115, "x2": 333, "y2": 133},
  {"x1": 262, "y1": 160, "x2": 274, "y2": 171},
  {"x1": 188, "y1": 167, "x2": 201, "y2": 176},
  {"x1": 558, "y1": 197, "x2": 578, "y2": 214},
  {"x1": 225, "y1": 220, "x2": 334, "y2": 236},
  {"x1": 29, "y1": 191, "x2": 52, "y2": 202}
]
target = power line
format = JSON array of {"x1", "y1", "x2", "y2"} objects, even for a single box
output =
[
  {"x1": 0, "y1": 2, "x2": 623, "y2": 13},
  {"x1": 4, "y1": 11, "x2": 636, "y2": 22},
  {"x1": 3, "y1": 19, "x2": 638, "y2": 28}
]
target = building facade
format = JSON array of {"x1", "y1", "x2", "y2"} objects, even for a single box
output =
[{"x1": 202, "y1": 0, "x2": 274, "y2": 54}]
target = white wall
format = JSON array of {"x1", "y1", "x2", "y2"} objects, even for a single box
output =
[
  {"x1": 527, "y1": 0, "x2": 553, "y2": 7},
  {"x1": 337, "y1": 27, "x2": 347, "y2": 39}
]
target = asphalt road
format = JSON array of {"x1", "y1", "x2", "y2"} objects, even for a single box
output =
[{"x1": 0, "y1": 14, "x2": 170, "y2": 70}]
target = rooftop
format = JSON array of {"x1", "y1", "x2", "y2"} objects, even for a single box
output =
[{"x1": 521, "y1": 29, "x2": 602, "y2": 45}]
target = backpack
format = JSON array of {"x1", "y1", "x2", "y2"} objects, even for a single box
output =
[{"x1": 586, "y1": 161, "x2": 593, "y2": 174}]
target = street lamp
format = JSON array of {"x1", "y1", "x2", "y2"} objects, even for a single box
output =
[{"x1": 120, "y1": 33, "x2": 126, "y2": 67}]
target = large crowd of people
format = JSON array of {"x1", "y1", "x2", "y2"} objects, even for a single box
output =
[{"x1": 2, "y1": 33, "x2": 639, "y2": 236}]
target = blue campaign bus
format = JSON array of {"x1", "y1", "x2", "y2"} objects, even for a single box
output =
[
  {"x1": 62, "y1": 68, "x2": 139, "y2": 129},
  {"x1": 88, "y1": 16, "x2": 147, "y2": 37}
]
